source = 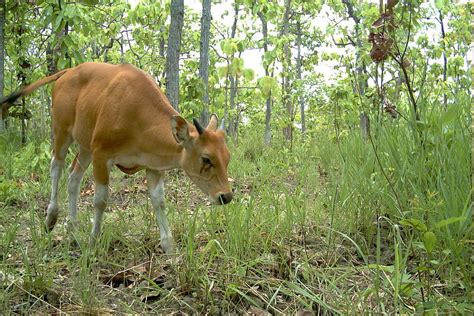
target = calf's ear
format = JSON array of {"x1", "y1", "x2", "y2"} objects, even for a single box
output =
[
  {"x1": 171, "y1": 116, "x2": 191, "y2": 145},
  {"x1": 206, "y1": 114, "x2": 219, "y2": 131},
  {"x1": 216, "y1": 117, "x2": 226, "y2": 137}
]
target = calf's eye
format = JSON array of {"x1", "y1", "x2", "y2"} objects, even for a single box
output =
[{"x1": 202, "y1": 157, "x2": 212, "y2": 165}]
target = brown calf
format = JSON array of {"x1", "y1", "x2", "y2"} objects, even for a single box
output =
[{"x1": 1, "y1": 62, "x2": 233, "y2": 253}]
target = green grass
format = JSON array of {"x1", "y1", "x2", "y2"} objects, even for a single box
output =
[{"x1": 0, "y1": 101, "x2": 472, "y2": 314}]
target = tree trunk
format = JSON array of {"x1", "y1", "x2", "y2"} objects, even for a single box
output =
[
  {"x1": 0, "y1": 0, "x2": 5, "y2": 132},
  {"x1": 439, "y1": 10, "x2": 447, "y2": 109},
  {"x1": 258, "y1": 11, "x2": 272, "y2": 146},
  {"x1": 198, "y1": 0, "x2": 211, "y2": 124},
  {"x1": 46, "y1": 1, "x2": 64, "y2": 142},
  {"x1": 281, "y1": 0, "x2": 292, "y2": 142},
  {"x1": 229, "y1": 75, "x2": 240, "y2": 140},
  {"x1": 47, "y1": 1, "x2": 64, "y2": 75},
  {"x1": 296, "y1": 19, "x2": 304, "y2": 134},
  {"x1": 360, "y1": 112, "x2": 370, "y2": 140},
  {"x1": 159, "y1": 26, "x2": 166, "y2": 80},
  {"x1": 342, "y1": 0, "x2": 369, "y2": 139},
  {"x1": 64, "y1": 18, "x2": 71, "y2": 68},
  {"x1": 165, "y1": 0, "x2": 184, "y2": 111},
  {"x1": 228, "y1": 2, "x2": 239, "y2": 139},
  {"x1": 17, "y1": 24, "x2": 28, "y2": 144}
]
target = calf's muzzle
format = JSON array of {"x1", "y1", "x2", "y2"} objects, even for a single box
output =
[{"x1": 217, "y1": 192, "x2": 233, "y2": 205}]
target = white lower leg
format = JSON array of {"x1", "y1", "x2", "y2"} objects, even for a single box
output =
[
  {"x1": 149, "y1": 178, "x2": 173, "y2": 253},
  {"x1": 68, "y1": 173, "x2": 82, "y2": 221},
  {"x1": 46, "y1": 157, "x2": 64, "y2": 230},
  {"x1": 67, "y1": 171, "x2": 84, "y2": 237},
  {"x1": 67, "y1": 150, "x2": 91, "y2": 232},
  {"x1": 91, "y1": 184, "x2": 108, "y2": 241}
]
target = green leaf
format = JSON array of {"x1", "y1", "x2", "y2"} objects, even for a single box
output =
[
  {"x1": 110, "y1": 22, "x2": 118, "y2": 34},
  {"x1": 217, "y1": 66, "x2": 228, "y2": 79},
  {"x1": 415, "y1": 265, "x2": 429, "y2": 272},
  {"x1": 220, "y1": 39, "x2": 237, "y2": 56},
  {"x1": 128, "y1": 10, "x2": 136, "y2": 22},
  {"x1": 435, "y1": 216, "x2": 466, "y2": 229},
  {"x1": 43, "y1": 6, "x2": 55, "y2": 26},
  {"x1": 227, "y1": 284, "x2": 260, "y2": 307},
  {"x1": 63, "y1": 35, "x2": 74, "y2": 48},
  {"x1": 367, "y1": 264, "x2": 394, "y2": 272},
  {"x1": 236, "y1": 40, "x2": 246, "y2": 52},
  {"x1": 399, "y1": 218, "x2": 427, "y2": 232},
  {"x1": 73, "y1": 50, "x2": 85, "y2": 64},
  {"x1": 230, "y1": 58, "x2": 244, "y2": 76},
  {"x1": 415, "y1": 120, "x2": 430, "y2": 132},
  {"x1": 53, "y1": 11, "x2": 64, "y2": 33},
  {"x1": 440, "y1": 105, "x2": 458, "y2": 125},
  {"x1": 31, "y1": 156, "x2": 40, "y2": 169},
  {"x1": 423, "y1": 231, "x2": 437, "y2": 254},
  {"x1": 243, "y1": 68, "x2": 255, "y2": 81},
  {"x1": 435, "y1": 0, "x2": 447, "y2": 10},
  {"x1": 258, "y1": 76, "x2": 277, "y2": 97},
  {"x1": 57, "y1": 58, "x2": 68, "y2": 70}
]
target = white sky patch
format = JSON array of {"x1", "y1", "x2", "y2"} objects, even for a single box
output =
[{"x1": 128, "y1": 0, "x2": 139, "y2": 9}]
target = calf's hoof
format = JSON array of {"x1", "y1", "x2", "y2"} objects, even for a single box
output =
[
  {"x1": 45, "y1": 206, "x2": 59, "y2": 231},
  {"x1": 161, "y1": 237, "x2": 175, "y2": 255}
]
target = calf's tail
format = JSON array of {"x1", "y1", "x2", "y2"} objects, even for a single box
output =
[{"x1": 0, "y1": 69, "x2": 69, "y2": 110}]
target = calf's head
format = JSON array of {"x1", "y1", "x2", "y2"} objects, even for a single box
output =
[{"x1": 171, "y1": 114, "x2": 233, "y2": 205}]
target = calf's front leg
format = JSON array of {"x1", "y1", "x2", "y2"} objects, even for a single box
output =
[{"x1": 146, "y1": 169, "x2": 174, "y2": 254}]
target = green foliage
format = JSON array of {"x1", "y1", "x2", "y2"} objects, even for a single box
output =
[
  {"x1": 11, "y1": 141, "x2": 51, "y2": 178},
  {"x1": 318, "y1": 93, "x2": 472, "y2": 311},
  {"x1": 0, "y1": 0, "x2": 471, "y2": 314},
  {"x1": 220, "y1": 39, "x2": 242, "y2": 56},
  {"x1": 257, "y1": 76, "x2": 278, "y2": 98}
]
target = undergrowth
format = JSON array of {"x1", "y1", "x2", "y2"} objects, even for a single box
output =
[{"x1": 0, "y1": 100, "x2": 472, "y2": 314}]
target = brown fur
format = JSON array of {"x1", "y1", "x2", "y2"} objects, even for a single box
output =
[{"x1": 2, "y1": 62, "x2": 232, "y2": 202}]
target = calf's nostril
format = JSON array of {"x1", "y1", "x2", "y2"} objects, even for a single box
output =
[{"x1": 217, "y1": 192, "x2": 233, "y2": 205}]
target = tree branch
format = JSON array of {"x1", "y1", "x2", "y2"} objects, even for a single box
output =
[{"x1": 342, "y1": 0, "x2": 360, "y2": 24}]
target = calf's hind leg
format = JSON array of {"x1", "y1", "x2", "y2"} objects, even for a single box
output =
[
  {"x1": 67, "y1": 147, "x2": 92, "y2": 228},
  {"x1": 45, "y1": 131, "x2": 72, "y2": 230},
  {"x1": 90, "y1": 155, "x2": 110, "y2": 244}
]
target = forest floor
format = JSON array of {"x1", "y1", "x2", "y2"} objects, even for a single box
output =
[
  {"x1": 1, "y1": 149, "x2": 360, "y2": 314},
  {"x1": 1, "y1": 135, "x2": 471, "y2": 314}
]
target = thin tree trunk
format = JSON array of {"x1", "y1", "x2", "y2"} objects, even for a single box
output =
[
  {"x1": 258, "y1": 11, "x2": 272, "y2": 146},
  {"x1": 231, "y1": 75, "x2": 241, "y2": 142},
  {"x1": 48, "y1": 1, "x2": 63, "y2": 75},
  {"x1": 342, "y1": 0, "x2": 369, "y2": 139},
  {"x1": 229, "y1": 75, "x2": 236, "y2": 137},
  {"x1": 65, "y1": 18, "x2": 71, "y2": 68},
  {"x1": 439, "y1": 10, "x2": 447, "y2": 109},
  {"x1": 223, "y1": 58, "x2": 229, "y2": 126},
  {"x1": 159, "y1": 26, "x2": 166, "y2": 80},
  {"x1": 46, "y1": 23, "x2": 61, "y2": 142},
  {"x1": 296, "y1": 19, "x2": 304, "y2": 134},
  {"x1": 0, "y1": 0, "x2": 5, "y2": 132},
  {"x1": 120, "y1": 34, "x2": 124, "y2": 63},
  {"x1": 228, "y1": 2, "x2": 239, "y2": 138},
  {"x1": 18, "y1": 26, "x2": 27, "y2": 144},
  {"x1": 281, "y1": 0, "x2": 292, "y2": 142},
  {"x1": 360, "y1": 112, "x2": 370, "y2": 140},
  {"x1": 199, "y1": 0, "x2": 211, "y2": 124},
  {"x1": 165, "y1": 0, "x2": 184, "y2": 111}
]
